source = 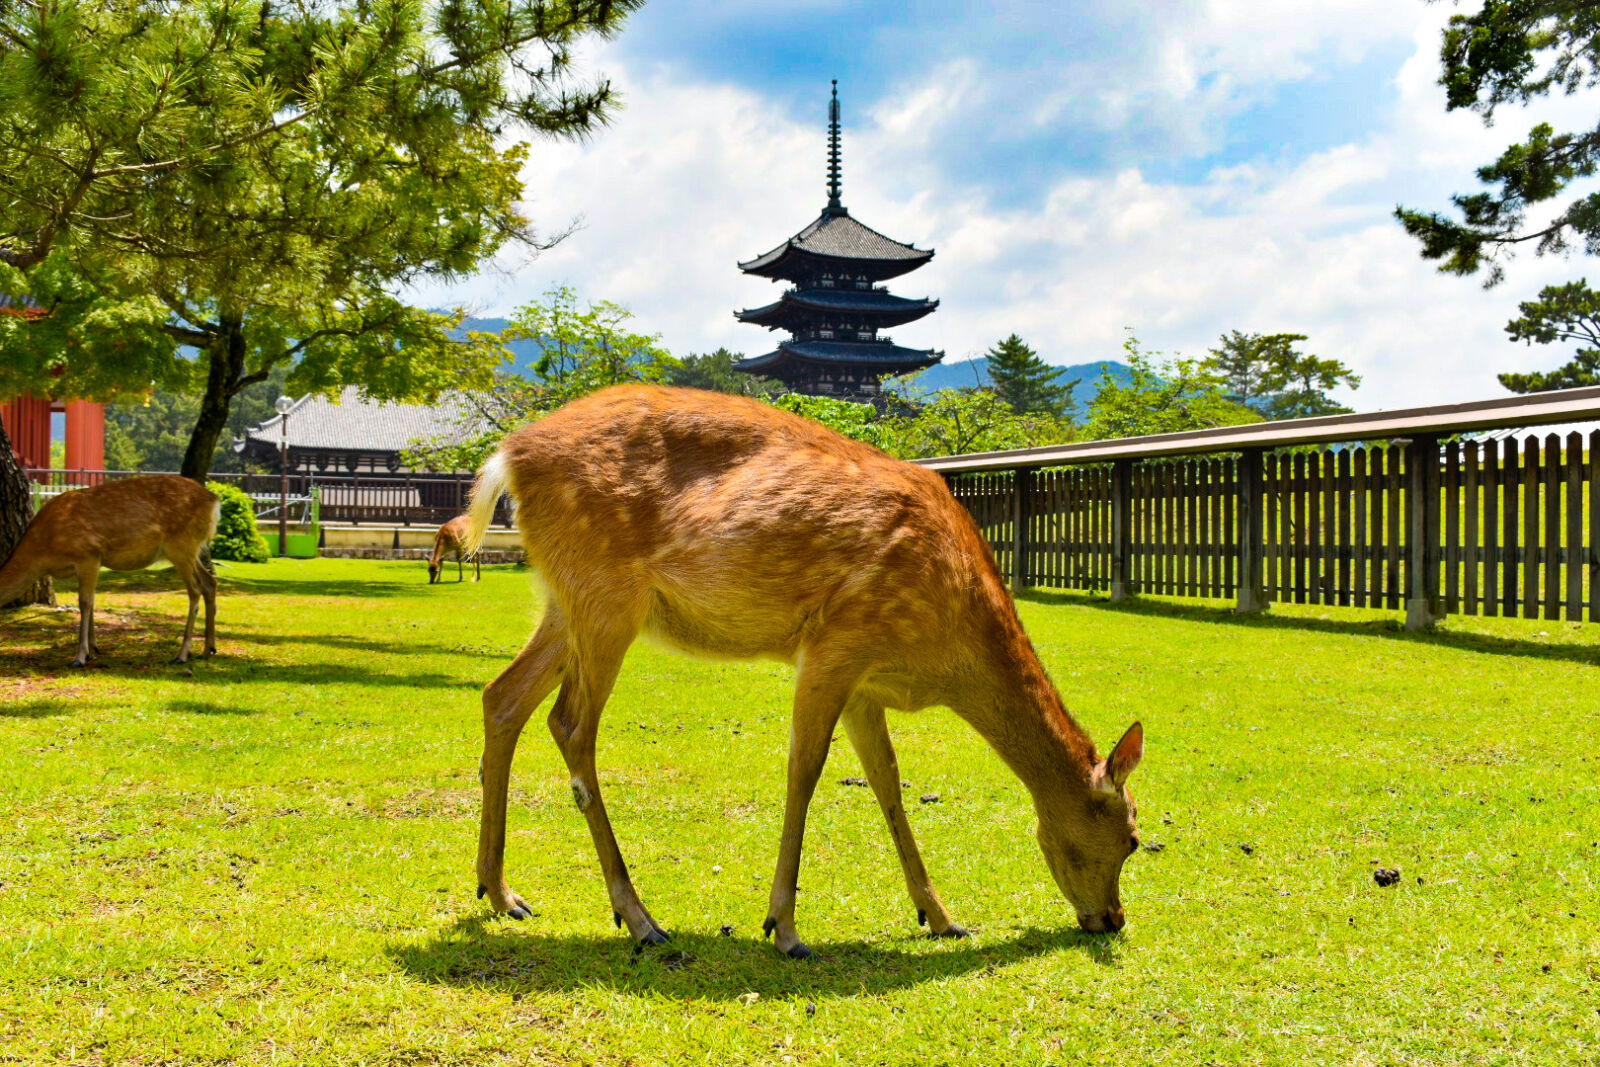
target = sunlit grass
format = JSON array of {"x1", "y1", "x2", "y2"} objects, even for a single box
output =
[{"x1": 1, "y1": 557, "x2": 1596, "y2": 1065}]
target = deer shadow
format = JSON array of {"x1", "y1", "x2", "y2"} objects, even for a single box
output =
[
  {"x1": 386, "y1": 916, "x2": 1120, "y2": 1001},
  {"x1": 1016, "y1": 588, "x2": 1600, "y2": 668}
]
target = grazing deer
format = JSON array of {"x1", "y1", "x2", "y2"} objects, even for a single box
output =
[
  {"x1": 0, "y1": 476, "x2": 220, "y2": 667},
  {"x1": 428, "y1": 515, "x2": 480, "y2": 584},
  {"x1": 463, "y1": 385, "x2": 1144, "y2": 958}
]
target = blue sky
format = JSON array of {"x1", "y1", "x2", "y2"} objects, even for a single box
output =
[{"x1": 411, "y1": 1, "x2": 1600, "y2": 410}]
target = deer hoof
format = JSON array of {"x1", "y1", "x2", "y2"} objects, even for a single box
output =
[
  {"x1": 932, "y1": 923, "x2": 970, "y2": 940},
  {"x1": 638, "y1": 926, "x2": 670, "y2": 947},
  {"x1": 506, "y1": 902, "x2": 532, "y2": 921},
  {"x1": 67, "y1": 658, "x2": 87, "y2": 669},
  {"x1": 785, "y1": 942, "x2": 815, "y2": 961}
]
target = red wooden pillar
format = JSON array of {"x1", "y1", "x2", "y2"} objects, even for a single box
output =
[
  {"x1": 0, "y1": 396, "x2": 52, "y2": 471},
  {"x1": 62, "y1": 399, "x2": 105, "y2": 480}
]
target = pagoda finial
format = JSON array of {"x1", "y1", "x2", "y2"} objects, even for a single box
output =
[{"x1": 826, "y1": 80, "x2": 844, "y2": 214}]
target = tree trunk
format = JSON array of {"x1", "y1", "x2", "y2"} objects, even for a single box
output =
[
  {"x1": 181, "y1": 317, "x2": 248, "y2": 484},
  {"x1": 0, "y1": 414, "x2": 54, "y2": 609}
]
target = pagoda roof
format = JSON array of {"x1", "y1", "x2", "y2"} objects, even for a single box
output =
[
  {"x1": 736, "y1": 289, "x2": 938, "y2": 330},
  {"x1": 735, "y1": 339, "x2": 943, "y2": 373},
  {"x1": 739, "y1": 209, "x2": 934, "y2": 281}
]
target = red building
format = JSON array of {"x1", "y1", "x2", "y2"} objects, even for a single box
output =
[
  {"x1": 1, "y1": 396, "x2": 105, "y2": 473},
  {"x1": 0, "y1": 295, "x2": 106, "y2": 475}
]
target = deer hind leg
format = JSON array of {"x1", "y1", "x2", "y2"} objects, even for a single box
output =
[
  {"x1": 764, "y1": 661, "x2": 856, "y2": 959},
  {"x1": 842, "y1": 700, "x2": 967, "y2": 938},
  {"x1": 456, "y1": 549, "x2": 463, "y2": 583},
  {"x1": 70, "y1": 562, "x2": 99, "y2": 668},
  {"x1": 546, "y1": 621, "x2": 668, "y2": 945},
  {"x1": 169, "y1": 554, "x2": 204, "y2": 664},
  {"x1": 478, "y1": 611, "x2": 569, "y2": 919},
  {"x1": 198, "y1": 552, "x2": 218, "y2": 656}
]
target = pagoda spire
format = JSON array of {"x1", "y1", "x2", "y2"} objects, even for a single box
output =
[{"x1": 826, "y1": 80, "x2": 844, "y2": 215}]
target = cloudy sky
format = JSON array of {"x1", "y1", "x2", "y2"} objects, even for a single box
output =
[{"x1": 410, "y1": 1, "x2": 1598, "y2": 411}]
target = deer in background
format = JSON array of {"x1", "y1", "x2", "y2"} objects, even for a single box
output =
[
  {"x1": 428, "y1": 515, "x2": 480, "y2": 584},
  {"x1": 463, "y1": 385, "x2": 1145, "y2": 959},
  {"x1": 0, "y1": 476, "x2": 219, "y2": 667}
]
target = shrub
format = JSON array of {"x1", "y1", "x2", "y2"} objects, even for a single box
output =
[{"x1": 206, "y1": 482, "x2": 270, "y2": 563}]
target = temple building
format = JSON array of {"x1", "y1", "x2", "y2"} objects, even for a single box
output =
[{"x1": 735, "y1": 82, "x2": 941, "y2": 400}]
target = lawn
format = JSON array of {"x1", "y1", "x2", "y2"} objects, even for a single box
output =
[{"x1": 0, "y1": 557, "x2": 1595, "y2": 1066}]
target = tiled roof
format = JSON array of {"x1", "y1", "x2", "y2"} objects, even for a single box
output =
[
  {"x1": 740, "y1": 210, "x2": 934, "y2": 274},
  {"x1": 238, "y1": 386, "x2": 488, "y2": 452},
  {"x1": 736, "y1": 339, "x2": 943, "y2": 372},
  {"x1": 737, "y1": 289, "x2": 939, "y2": 331}
]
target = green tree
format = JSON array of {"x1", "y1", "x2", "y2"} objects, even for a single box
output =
[
  {"x1": 402, "y1": 288, "x2": 675, "y2": 470},
  {"x1": 1204, "y1": 331, "x2": 1359, "y2": 419},
  {"x1": 985, "y1": 334, "x2": 1077, "y2": 418},
  {"x1": 1395, "y1": 5, "x2": 1600, "y2": 285},
  {"x1": 0, "y1": 0, "x2": 638, "y2": 484},
  {"x1": 880, "y1": 387, "x2": 1074, "y2": 459},
  {"x1": 105, "y1": 364, "x2": 290, "y2": 472},
  {"x1": 1497, "y1": 279, "x2": 1600, "y2": 392},
  {"x1": 666, "y1": 348, "x2": 782, "y2": 397},
  {"x1": 1086, "y1": 332, "x2": 1260, "y2": 440}
]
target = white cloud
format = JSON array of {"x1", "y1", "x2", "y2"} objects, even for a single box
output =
[{"x1": 409, "y1": 6, "x2": 1600, "y2": 411}]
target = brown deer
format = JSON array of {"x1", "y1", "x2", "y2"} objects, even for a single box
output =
[
  {"x1": 463, "y1": 385, "x2": 1144, "y2": 958},
  {"x1": 428, "y1": 515, "x2": 480, "y2": 584},
  {"x1": 0, "y1": 475, "x2": 220, "y2": 667}
]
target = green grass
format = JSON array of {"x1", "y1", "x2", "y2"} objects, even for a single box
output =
[{"x1": 1, "y1": 557, "x2": 1596, "y2": 1066}]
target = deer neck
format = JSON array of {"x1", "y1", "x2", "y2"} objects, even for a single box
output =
[{"x1": 954, "y1": 597, "x2": 1099, "y2": 802}]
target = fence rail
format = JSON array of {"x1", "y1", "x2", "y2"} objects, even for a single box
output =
[
  {"x1": 22, "y1": 468, "x2": 504, "y2": 528},
  {"x1": 925, "y1": 387, "x2": 1600, "y2": 629}
]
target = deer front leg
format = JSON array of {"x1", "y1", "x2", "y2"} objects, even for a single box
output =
[
  {"x1": 764, "y1": 669, "x2": 852, "y2": 960},
  {"x1": 70, "y1": 562, "x2": 99, "y2": 668},
  {"x1": 842, "y1": 700, "x2": 967, "y2": 938},
  {"x1": 546, "y1": 629, "x2": 668, "y2": 946},
  {"x1": 198, "y1": 561, "x2": 218, "y2": 656},
  {"x1": 478, "y1": 616, "x2": 567, "y2": 919}
]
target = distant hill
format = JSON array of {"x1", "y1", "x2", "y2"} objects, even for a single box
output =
[
  {"x1": 456, "y1": 317, "x2": 1131, "y2": 409},
  {"x1": 897, "y1": 357, "x2": 1132, "y2": 411}
]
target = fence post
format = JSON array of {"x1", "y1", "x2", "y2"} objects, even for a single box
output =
[
  {"x1": 1010, "y1": 467, "x2": 1033, "y2": 590},
  {"x1": 1109, "y1": 459, "x2": 1133, "y2": 601},
  {"x1": 1235, "y1": 449, "x2": 1269, "y2": 613},
  {"x1": 1405, "y1": 434, "x2": 1445, "y2": 631}
]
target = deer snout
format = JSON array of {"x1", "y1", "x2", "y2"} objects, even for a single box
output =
[{"x1": 1077, "y1": 907, "x2": 1125, "y2": 933}]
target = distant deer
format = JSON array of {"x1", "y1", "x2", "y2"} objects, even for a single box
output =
[
  {"x1": 0, "y1": 476, "x2": 220, "y2": 667},
  {"x1": 428, "y1": 515, "x2": 480, "y2": 584},
  {"x1": 463, "y1": 385, "x2": 1144, "y2": 958}
]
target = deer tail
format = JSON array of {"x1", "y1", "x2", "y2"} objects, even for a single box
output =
[{"x1": 463, "y1": 448, "x2": 512, "y2": 557}]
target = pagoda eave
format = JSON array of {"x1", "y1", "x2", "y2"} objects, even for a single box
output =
[
  {"x1": 735, "y1": 292, "x2": 939, "y2": 331},
  {"x1": 738, "y1": 244, "x2": 934, "y2": 283},
  {"x1": 735, "y1": 340, "x2": 943, "y2": 375}
]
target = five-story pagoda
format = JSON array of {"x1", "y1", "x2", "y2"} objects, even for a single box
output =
[{"x1": 735, "y1": 82, "x2": 942, "y2": 400}]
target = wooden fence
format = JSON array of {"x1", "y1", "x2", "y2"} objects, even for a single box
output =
[
  {"x1": 926, "y1": 388, "x2": 1600, "y2": 629},
  {"x1": 24, "y1": 468, "x2": 503, "y2": 528}
]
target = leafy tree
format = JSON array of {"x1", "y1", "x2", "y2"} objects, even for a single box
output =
[
  {"x1": 402, "y1": 288, "x2": 675, "y2": 470},
  {"x1": 206, "y1": 482, "x2": 270, "y2": 563},
  {"x1": 1203, "y1": 331, "x2": 1359, "y2": 419},
  {"x1": 0, "y1": 0, "x2": 639, "y2": 576},
  {"x1": 985, "y1": 334, "x2": 1077, "y2": 418},
  {"x1": 880, "y1": 387, "x2": 1074, "y2": 459},
  {"x1": 666, "y1": 348, "x2": 782, "y2": 397},
  {"x1": 1086, "y1": 332, "x2": 1260, "y2": 440},
  {"x1": 768, "y1": 394, "x2": 890, "y2": 450},
  {"x1": 105, "y1": 365, "x2": 290, "y2": 472},
  {"x1": 1497, "y1": 279, "x2": 1600, "y2": 392},
  {"x1": 1395, "y1": 4, "x2": 1600, "y2": 285}
]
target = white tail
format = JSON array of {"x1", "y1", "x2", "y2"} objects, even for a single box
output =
[
  {"x1": 461, "y1": 450, "x2": 510, "y2": 559},
  {"x1": 472, "y1": 385, "x2": 1144, "y2": 957},
  {"x1": 0, "y1": 475, "x2": 220, "y2": 666}
]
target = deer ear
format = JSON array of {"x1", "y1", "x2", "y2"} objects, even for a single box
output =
[{"x1": 1109, "y1": 721, "x2": 1143, "y2": 789}]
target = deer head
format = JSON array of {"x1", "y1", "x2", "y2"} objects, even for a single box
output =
[
  {"x1": 427, "y1": 561, "x2": 441, "y2": 584},
  {"x1": 1035, "y1": 721, "x2": 1143, "y2": 932}
]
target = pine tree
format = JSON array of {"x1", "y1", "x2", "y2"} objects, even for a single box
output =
[{"x1": 985, "y1": 334, "x2": 1077, "y2": 418}]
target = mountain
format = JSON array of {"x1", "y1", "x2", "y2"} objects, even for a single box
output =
[
  {"x1": 455, "y1": 317, "x2": 1131, "y2": 409},
  {"x1": 895, "y1": 357, "x2": 1132, "y2": 411}
]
